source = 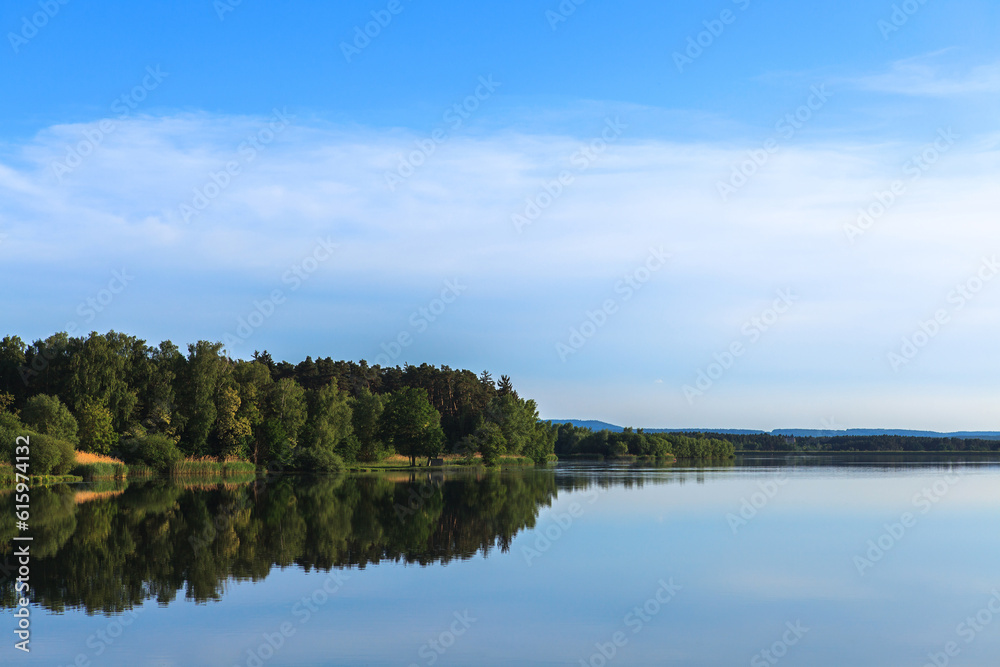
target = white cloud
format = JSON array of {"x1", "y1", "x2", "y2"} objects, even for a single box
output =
[
  {"x1": 850, "y1": 52, "x2": 1000, "y2": 96},
  {"x1": 3, "y1": 112, "x2": 1000, "y2": 427}
]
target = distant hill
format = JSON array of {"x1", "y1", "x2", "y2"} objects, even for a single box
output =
[{"x1": 547, "y1": 420, "x2": 1000, "y2": 440}]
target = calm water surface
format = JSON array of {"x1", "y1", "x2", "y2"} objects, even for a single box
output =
[{"x1": 3, "y1": 456, "x2": 1000, "y2": 666}]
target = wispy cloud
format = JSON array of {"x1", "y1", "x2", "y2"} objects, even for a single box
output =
[
  {"x1": 850, "y1": 51, "x2": 1000, "y2": 96},
  {"x1": 3, "y1": 112, "x2": 1000, "y2": 428}
]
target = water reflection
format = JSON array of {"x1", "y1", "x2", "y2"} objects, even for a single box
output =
[
  {"x1": 1, "y1": 471, "x2": 566, "y2": 614},
  {"x1": 0, "y1": 456, "x2": 994, "y2": 618}
]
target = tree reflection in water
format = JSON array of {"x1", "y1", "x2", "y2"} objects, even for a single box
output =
[{"x1": 0, "y1": 470, "x2": 565, "y2": 614}]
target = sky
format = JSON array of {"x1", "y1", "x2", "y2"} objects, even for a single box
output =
[{"x1": 1, "y1": 0, "x2": 999, "y2": 431}]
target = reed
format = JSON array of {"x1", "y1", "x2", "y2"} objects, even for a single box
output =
[
  {"x1": 171, "y1": 456, "x2": 256, "y2": 477},
  {"x1": 73, "y1": 451, "x2": 127, "y2": 480}
]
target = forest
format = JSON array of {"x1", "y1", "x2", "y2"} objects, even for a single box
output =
[
  {"x1": 0, "y1": 331, "x2": 560, "y2": 473},
  {"x1": 554, "y1": 423, "x2": 734, "y2": 460},
  {"x1": 700, "y1": 431, "x2": 1000, "y2": 453}
]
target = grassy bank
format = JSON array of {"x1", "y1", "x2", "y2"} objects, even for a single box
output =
[{"x1": 1, "y1": 462, "x2": 83, "y2": 486}]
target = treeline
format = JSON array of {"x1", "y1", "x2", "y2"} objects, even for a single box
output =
[
  {"x1": 701, "y1": 432, "x2": 1000, "y2": 453},
  {"x1": 0, "y1": 331, "x2": 556, "y2": 472},
  {"x1": 555, "y1": 424, "x2": 734, "y2": 460}
]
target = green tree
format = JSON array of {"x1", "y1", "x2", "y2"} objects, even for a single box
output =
[
  {"x1": 475, "y1": 422, "x2": 507, "y2": 467},
  {"x1": 137, "y1": 340, "x2": 182, "y2": 438},
  {"x1": 350, "y1": 388, "x2": 385, "y2": 462},
  {"x1": 64, "y1": 332, "x2": 142, "y2": 432},
  {"x1": 0, "y1": 336, "x2": 27, "y2": 401},
  {"x1": 175, "y1": 341, "x2": 227, "y2": 454},
  {"x1": 214, "y1": 386, "x2": 252, "y2": 458},
  {"x1": 77, "y1": 399, "x2": 118, "y2": 455},
  {"x1": 488, "y1": 394, "x2": 539, "y2": 455},
  {"x1": 233, "y1": 360, "x2": 272, "y2": 464},
  {"x1": 262, "y1": 378, "x2": 307, "y2": 463},
  {"x1": 380, "y1": 388, "x2": 445, "y2": 467},
  {"x1": 22, "y1": 394, "x2": 79, "y2": 444},
  {"x1": 301, "y1": 383, "x2": 354, "y2": 461},
  {"x1": 524, "y1": 421, "x2": 557, "y2": 464}
]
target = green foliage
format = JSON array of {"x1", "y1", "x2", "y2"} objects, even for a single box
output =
[
  {"x1": 350, "y1": 388, "x2": 386, "y2": 462},
  {"x1": 0, "y1": 337, "x2": 28, "y2": 401},
  {"x1": 475, "y1": 422, "x2": 507, "y2": 467},
  {"x1": 489, "y1": 394, "x2": 537, "y2": 455},
  {"x1": 73, "y1": 461, "x2": 127, "y2": 480},
  {"x1": 523, "y1": 421, "x2": 557, "y2": 464},
  {"x1": 259, "y1": 418, "x2": 292, "y2": 467},
  {"x1": 170, "y1": 457, "x2": 248, "y2": 477},
  {"x1": 380, "y1": 387, "x2": 445, "y2": 466},
  {"x1": 266, "y1": 378, "x2": 307, "y2": 448},
  {"x1": 220, "y1": 459, "x2": 256, "y2": 475},
  {"x1": 118, "y1": 434, "x2": 182, "y2": 472},
  {"x1": 293, "y1": 446, "x2": 345, "y2": 473},
  {"x1": 553, "y1": 424, "x2": 734, "y2": 460},
  {"x1": 0, "y1": 411, "x2": 23, "y2": 460},
  {"x1": 63, "y1": 331, "x2": 142, "y2": 432},
  {"x1": 0, "y1": 391, "x2": 17, "y2": 415},
  {"x1": 233, "y1": 360, "x2": 271, "y2": 462},
  {"x1": 77, "y1": 399, "x2": 118, "y2": 455},
  {"x1": 0, "y1": 328, "x2": 567, "y2": 468},
  {"x1": 22, "y1": 394, "x2": 79, "y2": 444},
  {"x1": 213, "y1": 385, "x2": 252, "y2": 459},
  {"x1": 302, "y1": 383, "x2": 354, "y2": 456},
  {"x1": 175, "y1": 341, "x2": 227, "y2": 455},
  {"x1": 25, "y1": 432, "x2": 76, "y2": 475}
]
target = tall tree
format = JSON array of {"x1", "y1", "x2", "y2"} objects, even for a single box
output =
[
  {"x1": 175, "y1": 341, "x2": 227, "y2": 454},
  {"x1": 262, "y1": 377, "x2": 307, "y2": 463},
  {"x1": 379, "y1": 388, "x2": 445, "y2": 467},
  {"x1": 350, "y1": 388, "x2": 385, "y2": 462},
  {"x1": 301, "y1": 383, "x2": 354, "y2": 460},
  {"x1": 0, "y1": 335, "x2": 27, "y2": 402},
  {"x1": 77, "y1": 399, "x2": 118, "y2": 454},
  {"x1": 214, "y1": 386, "x2": 252, "y2": 458}
]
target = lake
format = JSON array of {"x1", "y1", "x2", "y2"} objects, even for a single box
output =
[{"x1": 3, "y1": 456, "x2": 1000, "y2": 666}]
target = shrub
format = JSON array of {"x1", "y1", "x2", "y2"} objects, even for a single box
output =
[
  {"x1": 293, "y1": 447, "x2": 344, "y2": 473},
  {"x1": 117, "y1": 434, "x2": 182, "y2": 472},
  {"x1": 22, "y1": 394, "x2": 79, "y2": 444},
  {"x1": 26, "y1": 432, "x2": 76, "y2": 475},
  {"x1": 475, "y1": 423, "x2": 507, "y2": 467}
]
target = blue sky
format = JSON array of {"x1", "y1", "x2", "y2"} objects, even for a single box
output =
[{"x1": 2, "y1": 0, "x2": 1000, "y2": 430}]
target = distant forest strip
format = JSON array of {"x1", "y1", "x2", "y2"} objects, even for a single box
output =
[
  {"x1": 0, "y1": 331, "x2": 730, "y2": 474},
  {"x1": 553, "y1": 424, "x2": 733, "y2": 460},
  {"x1": 689, "y1": 431, "x2": 1000, "y2": 453}
]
